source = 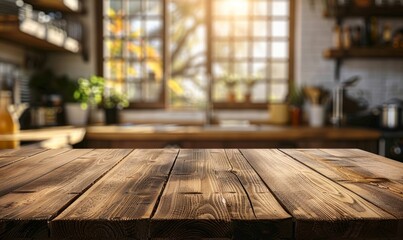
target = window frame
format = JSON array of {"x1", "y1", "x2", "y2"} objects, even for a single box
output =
[{"x1": 96, "y1": 0, "x2": 295, "y2": 110}]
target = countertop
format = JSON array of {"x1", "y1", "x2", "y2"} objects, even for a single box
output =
[
  {"x1": 0, "y1": 148, "x2": 401, "y2": 239},
  {"x1": 0, "y1": 126, "x2": 86, "y2": 149},
  {"x1": 85, "y1": 124, "x2": 381, "y2": 141}
]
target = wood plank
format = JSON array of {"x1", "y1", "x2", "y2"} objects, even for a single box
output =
[
  {"x1": 0, "y1": 149, "x2": 132, "y2": 239},
  {"x1": 222, "y1": 149, "x2": 292, "y2": 239},
  {"x1": 0, "y1": 148, "x2": 48, "y2": 168},
  {"x1": 151, "y1": 149, "x2": 232, "y2": 239},
  {"x1": 50, "y1": 149, "x2": 179, "y2": 239},
  {"x1": 240, "y1": 149, "x2": 398, "y2": 240},
  {"x1": 0, "y1": 149, "x2": 92, "y2": 197},
  {"x1": 151, "y1": 149, "x2": 292, "y2": 239},
  {"x1": 281, "y1": 149, "x2": 403, "y2": 218}
]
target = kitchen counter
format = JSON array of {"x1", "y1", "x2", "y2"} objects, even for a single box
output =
[
  {"x1": 0, "y1": 148, "x2": 401, "y2": 239},
  {"x1": 84, "y1": 125, "x2": 381, "y2": 151},
  {"x1": 0, "y1": 126, "x2": 85, "y2": 149}
]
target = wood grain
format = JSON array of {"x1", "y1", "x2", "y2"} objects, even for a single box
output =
[
  {"x1": 0, "y1": 149, "x2": 92, "y2": 197},
  {"x1": 0, "y1": 149, "x2": 132, "y2": 239},
  {"x1": 223, "y1": 149, "x2": 292, "y2": 239},
  {"x1": 50, "y1": 149, "x2": 179, "y2": 239},
  {"x1": 151, "y1": 149, "x2": 292, "y2": 239},
  {"x1": 0, "y1": 148, "x2": 48, "y2": 168},
  {"x1": 241, "y1": 149, "x2": 398, "y2": 240},
  {"x1": 151, "y1": 149, "x2": 232, "y2": 239}
]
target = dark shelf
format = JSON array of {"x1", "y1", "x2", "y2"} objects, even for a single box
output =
[
  {"x1": 324, "y1": 6, "x2": 403, "y2": 18},
  {"x1": 24, "y1": 0, "x2": 83, "y2": 14},
  {"x1": 0, "y1": 18, "x2": 80, "y2": 53},
  {"x1": 324, "y1": 48, "x2": 403, "y2": 59}
]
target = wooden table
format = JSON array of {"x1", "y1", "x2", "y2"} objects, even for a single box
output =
[{"x1": 0, "y1": 148, "x2": 401, "y2": 239}]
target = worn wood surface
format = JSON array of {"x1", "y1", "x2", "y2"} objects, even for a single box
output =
[
  {"x1": 0, "y1": 148, "x2": 401, "y2": 239},
  {"x1": 51, "y1": 149, "x2": 179, "y2": 239},
  {"x1": 0, "y1": 148, "x2": 47, "y2": 168},
  {"x1": 0, "y1": 149, "x2": 132, "y2": 239},
  {"x1": 241, "y1": 149, "x2": 399, "y2": 240}
]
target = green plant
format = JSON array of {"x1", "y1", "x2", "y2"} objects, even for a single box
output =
[
  {"x1": 74, "y1": 76, "x2": 105, "y2": 109},
  {"x1": 103, "y1": 90, "x2": 129, "y2": 109},
  {"x1": 287, "y1": 84, "x2": 304, "y2": 107}
]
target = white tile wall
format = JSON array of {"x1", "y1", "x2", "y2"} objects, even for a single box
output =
[{"x1": 296, "y1": 0, "x2": 403, "y2": 107}]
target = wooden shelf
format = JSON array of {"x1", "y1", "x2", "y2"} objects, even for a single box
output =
[
  {"x1": 324, "y1": 6, "x2": 403, "y2": 18},
  {"x1": 323, "y1": 48, "x2": 403, "y2": 59},
  {"x1": 0, "y1": 18, "x2": 80, "y2": 53},
  {"x1": 24, "y1": 0, "x2": 83, "y2": 13}
]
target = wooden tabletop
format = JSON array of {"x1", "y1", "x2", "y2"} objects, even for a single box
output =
[{"x1": 0, "y1": 148, "x2": 401, "y2": 239}]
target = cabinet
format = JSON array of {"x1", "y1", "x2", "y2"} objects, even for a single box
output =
[
  {"x1": 322, "y1": 2, "x2": 403, "y2": 80},
  {"x1": 0, "y1": 0, "x2": 84, "y2": 55}
]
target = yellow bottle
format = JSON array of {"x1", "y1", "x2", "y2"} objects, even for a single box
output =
[{"x1": 0, "y1": 91, "x2": 20, "y2": 149}]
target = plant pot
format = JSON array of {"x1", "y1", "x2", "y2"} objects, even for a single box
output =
[
  {"x1": 104, "y1": 107, "x2": 119, "y2": 125},
  {"x1": 65, "y1": 103, "x2": 88, "y2": 126}
]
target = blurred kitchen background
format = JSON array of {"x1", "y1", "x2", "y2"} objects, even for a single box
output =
[{"x1": 0, "y1": 0, "x2": 402, "y2": 160}]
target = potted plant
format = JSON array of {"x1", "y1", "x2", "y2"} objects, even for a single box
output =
[
  {"x1": 102, "y1": 89, "x2": 129, "y2": 125},
  {"x1": 223, "y1": 74, "x2": 239, "y2": 103},
  {"x1": 287, "y1": 84, "x2": 304, "y2": 126},
  {"x1": 64, "y1": 76, "x2": 105, "y2": 126}
]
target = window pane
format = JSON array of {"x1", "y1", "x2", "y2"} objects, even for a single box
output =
[
  {"x1": 270, "y1": 62, "x2": 288, "y2": 79},
  {"x1": 213, "y1": 62, "x2": 229, "y2": 76},
  {"x1": 213, "y1": 81, "x2": 227, "y2": 101},
  {"x1": 126, "y1": 82, "x2": 141, "y2": 101},
  {"x1": 105, "y1": 18, "x2": 125, "y2": 37},
  {"x1": 128, "y1": 18, "x2": 144, "y2": 37},
  {"x1": 253, "y1": 21, "x2": 268, "y2": 37},
  {"x1": 234, "y1": 41, "x2": 248, "y2": 58},
  {"x1": 234, "y1": 20, "x2": 248, "y2": 37},
  {"x1": 104, "y1": 60, "x2": 124, "y2": 79},
  {"x1": 214, "y1": 42, "x2": 230, "y2": 58},
  {"x1": 145, "y1": 19, "x2": 162, "y2": 37},
  {"x1": 272, "y1": 20, "x2": 288, "y2": 37},
  {"x1": 252, "y1": 62, "x2": 267, "y2": 78},
  {"x1": 253, "y1": 0, "x2": 268, "y2": 16},
  {"x1": 272, "y1": 1, "x2": 289, "y2": 16},
  {"x1": 104, "y1": 0, "x2": 122, "y2": 17},
  {"x1": 146, "y1": 0, "x2": 162, "y2": 16},
  {"x1": 168, "y1": 0, "x2": 206, "y2": 109},
  {"x1": 214, "y1": 21, "x2": 231, "y2": 37},
  {"x1": 269, "y1": 83, "x2": 287, "y2": 102},
  {"x1": 104, "y1": 39, "x2": 124, "y2": 57},
  {"x1": 271, "y1": 41, "x2": 288, "y2": 58},
  {"x1": 252, "y1": 81, "x2": 267, "y2": 103},
  {"x1": 253, "y1": 41, "x2": 267, "y2": 58},
  {"x1": 127, "y1": 62, "x2": 142, "y2": 79},
  {"x1": 234, "y1": 62, "x2": 248, "y2": 78},
  {"x1": 128, "y1": 0, "x2": 142, "y2": 15}
]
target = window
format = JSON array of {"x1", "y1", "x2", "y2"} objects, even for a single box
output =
[{"x1": 100, "y1": 0, "x2": 294, "y2": 109}]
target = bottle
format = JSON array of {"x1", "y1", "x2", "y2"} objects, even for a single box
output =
[
  {"x1": 343, "y1": 26, "x2": 352, "y2": 49},
  {"x1": 381, "y1": 23, "x2": 392, "y2": 45},
  {"x1": 0, "y1": 91, "x2": 20, "y2": 149},
  {"x1": 333, "y1": 25, "x2": 342, "y2": 49}
]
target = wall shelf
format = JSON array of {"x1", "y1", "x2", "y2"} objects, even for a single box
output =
[
  {"x1": 324, "y1": 6, "x2": 403, "y2": 19},
  {"x1": 324, "y1": 48, "x2": 403, "y2": 59},
  {"x1": 0, "y1": 18, "x2": 80, "y2": 53},
  {"x1": 23, "y1": 0, "x2": 83, "y2": 13}
]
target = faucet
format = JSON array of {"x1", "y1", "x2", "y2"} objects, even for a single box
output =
[{"x1": 331, "y1": 76, "x2": 360, "y2": 127}]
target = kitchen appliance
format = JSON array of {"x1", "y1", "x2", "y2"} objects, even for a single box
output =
[
  {"x1": 379, "y1": 131, "x2": 403, "y2": 162},
  {"x1": 381, "y1": 98, "x2": 403, "y2": 130}
]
